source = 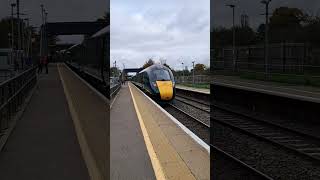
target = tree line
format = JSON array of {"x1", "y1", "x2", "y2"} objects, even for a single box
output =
[
  {"x1": 142, "y1": 58, "x2": 209, "y2": 76},
  {"x1": 110, "y1": 57, "x2": 210, "y2": 78},
  {"x1": 212, "y1": 6, "x2": 320, "y2": 48}
]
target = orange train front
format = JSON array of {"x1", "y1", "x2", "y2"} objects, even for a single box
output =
[{"x1": 132, "y1": 64, "x2": 176, "y2": 102}]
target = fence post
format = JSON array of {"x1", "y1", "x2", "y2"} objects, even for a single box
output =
[
  {"x1": 303, "y1": 43, "x2": 307, "y2": 74},
  {"x1": 222, "y1": 48, "x2": 225, "y2": 70},
  {"x1": 247, "y1": 47, "x2": 250, "y2": 71},
  {"x1": 282, "y1": 42, "x2": 286, "y2": 73},
  {"x1": 235, "y1": 48, "x2": 238, "y2": 72}
]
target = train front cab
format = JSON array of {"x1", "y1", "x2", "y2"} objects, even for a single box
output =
[{"x1": 146, "y1": 67, "x2": 176, "y2": 102}]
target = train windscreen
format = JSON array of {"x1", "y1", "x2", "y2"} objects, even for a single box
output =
[{"x1": 152, "y1": 69, "x2": 171, "y2": 81}]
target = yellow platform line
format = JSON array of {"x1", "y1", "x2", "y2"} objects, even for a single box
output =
[
  {"x1": 57, "y1": 64, "x2": 102, "y2": 180},
  {"x1": 129, "y1": 83, "x2": 196, "y2": 180},
  {"x1": 128, "y1": 83, "x2": 167, "y2": 180}
]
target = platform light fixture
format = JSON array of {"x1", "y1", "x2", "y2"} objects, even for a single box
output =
[
  {"x1": 181, "y1": 62, "x2": 184, "y2": 83},
  {"x1": 261, "y1": 0, "x2": 272, "y2": 79},
  {"x1": 226, "y1": 3, "x2": 236, "y2": 72},
  {"x1": 192, "y1": 61, "x2": 195, "y2": 86}
]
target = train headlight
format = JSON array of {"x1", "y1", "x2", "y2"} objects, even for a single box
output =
[{"x1": 152, "y1": 82, "x2": 158, "y2": 87}]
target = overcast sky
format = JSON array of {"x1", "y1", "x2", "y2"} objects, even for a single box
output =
[
  {"x1": 0, "y1": 0, "x2": 108, "y2": 43},
  {"x1": 111, "y1": 0, "x2": 210, "y2": 70},
  {"x1": 212, "y1": 0, "x2": 320, "y2": 30}
]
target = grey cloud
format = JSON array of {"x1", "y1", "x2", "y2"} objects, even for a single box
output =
[{"x1": 111, "y1": 0, "x2": 210, "y2": 70}]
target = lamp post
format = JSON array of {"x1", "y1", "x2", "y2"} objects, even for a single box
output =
[
  {"x1": 16, "y1": 0, "x2": 21, "y2": 52},
  {"x1": 24, "y1": 18, "x2": 29, "y2": 59},
  {"x1": 226, "y1": 4, "x2": 236, "y2": 72},
  {"x1": 21, "y1": 18, "x2": 29, "y2": 56},
  {"x1": 261, "y1": 0, "x2": 271, "y2": 79},
  {"x1": 11, "y1": 3, "x2": 16, "y2": 49},
  {"x1": 40, "y1": 4, "x2": 44, "y2": 59},
  {"x1": 21, "y1": 18, "x2": 24, "y2": 54},
  {"x1": 44, "y1": 11, "x2": 48, "y2": 57},
  {"x1": 20, "y1": 17, "x2": 27, "y2": 70},
  {"x1": 181, "y1": 62, "x2": 184, "y2": 83},
  {"x1": 192, "y1": 61, "x2": 195, "y2": 86}
]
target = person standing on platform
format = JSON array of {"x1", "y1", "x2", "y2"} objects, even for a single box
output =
[
  {"x1": 38, "y1": 57, "x2": 43, "y2": 74},
  {"x1": 26, "y1": 56, "x2": 32, "y2": 67},
  {"x1": 121, "y1": 73, "x2": 125, "y2": 85},
  {"x1": 14, "y1": 60, "x2": 19, "y2": 72},
  {"x1": 44, "y1": 56, "x2": 48, "y2": 74},
  {"x1": 119, "y1": 73, "x2": 123, "y2": 85}
]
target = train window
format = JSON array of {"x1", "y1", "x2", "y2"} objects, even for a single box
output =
[
  {"x1": 143, "y1": 72, "x2": 149, "y2": 83},
  {"x1": 151, "y1": 69, "x2": 171, "y2": 81}
]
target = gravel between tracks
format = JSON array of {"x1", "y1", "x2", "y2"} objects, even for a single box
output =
[
  {"x1": 215, "y1": 101, "x2": 320, "y2": 140},
  {"x1": 212, "y1": 145, "x2": 272, "y2": 180},
  {"x1": 163, "y1": 105, "x2": 209, "y2": 144},
  {"x1": 213, "y1": 120, "x2": 320, "y2": 179},
  {"x1": 169, "y1": 88, "x2": 320, "y2": 178},
  {"x1": 170, "y1": 98, "x2": 210, "y2": 126}
]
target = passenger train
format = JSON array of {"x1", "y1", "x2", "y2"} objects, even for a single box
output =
[
  {"x1": 65, "y1": 26, "x2": 109, "y2": 97},
  {"x1": 132, "y1": 64, "x2": 176, "y2": 102}
]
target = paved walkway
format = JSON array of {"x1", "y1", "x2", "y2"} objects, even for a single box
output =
[
  {"x1": 129, "y1": 83, "x2": 209, "y2": 179},
  {"x1": 0, "y1": 64, "x2": 89, "y2": 180},
  {"x1": 59, "y1": 63, "x2": 108, "y2": 180},
  {"x1": 213, "y1": 75, "x2": 320, "y2": 102},
  {"x1": 110, "y1": 83, "x2": 156, "y2": 180},
  {"x1": 176, "y1": 84, "x2": 210, "y2": 94}
]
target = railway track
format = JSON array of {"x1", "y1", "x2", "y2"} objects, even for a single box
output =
[
  {"x1": 66, "y1": 62, "x2": 108, "y2": 98},
  {"x1": 174, "y1": 88, "x2": 320, "y2": 178},
  {"x1": 212, "y1": 145, "x2": 273, "y2": 180},
  {"x1": 175, "y1": 88, "x2": 209, "y2": 104},
  {"x1": 213, "y1": 103, "x2": 320, "y2": 164},
  {"x1": 172, "y1": 92, "x2": 272, "y2": 179},
  {"x1": 175, "y1": 94, "x2": 210, "y2": 113},
  {"x1": 163, "y1": 103, "x2": 210, "y2": 144}
]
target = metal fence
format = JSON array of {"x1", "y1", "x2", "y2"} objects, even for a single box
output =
[
  {"x1": 212, "y1": 43, "x2": 320, "y2": 74},
  {"x1": 110, "y1": 83, "x2": 121, "y2": 99},
  {"x1": 0, "y1": 67, "x2": 37, "y2": 132},
  {"x1": 212, "y1": 43, "x2": 320, "y2": 85},
  {"x1": 175, "y1": 75, "x2": 211, "y2": 84}
]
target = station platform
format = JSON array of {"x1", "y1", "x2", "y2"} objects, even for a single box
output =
[
  {"x1": 110, "y1": 83, "x2": 155, "y2": 179},
  {"x1": 111, "y1": 82, "x2": 209, "y2": 179},
  {"x1": 213, "y1": 75, "x2": 320, "y2": 103},
  {"x1": 0, "y1": 63, "x2": 108, "y2": 180},
  {"x1": 176, "y1": 84, "x2": 210, "y2": 94}
]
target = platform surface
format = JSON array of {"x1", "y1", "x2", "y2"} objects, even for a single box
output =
[
  {"x1": 110, "y1": 83, "x2": 156, "y2": 180},
  {"x1": 59, "y1": 63, "x2": 108, "y2": 180},
  {"x1": 129, "y1": 82, "x2": 210, "y2": 180},
  {"x1": 0, "y1": 64, "x2": 89, "y2": 180},
  {"x1": 213, "y1": 75, "x2": 320, "y2": 102}
]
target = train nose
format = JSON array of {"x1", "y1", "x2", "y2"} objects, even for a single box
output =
[{"x1": 156, "y1": 81, "x2": 173, "y2": 101}]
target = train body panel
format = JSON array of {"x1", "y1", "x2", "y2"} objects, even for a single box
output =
[
  {"x1": 156, "y1": 81, "x2": 173, "y2": 101},
  {"x1": 64, "y1": 25, "x2": 109, "y2": 97}
]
